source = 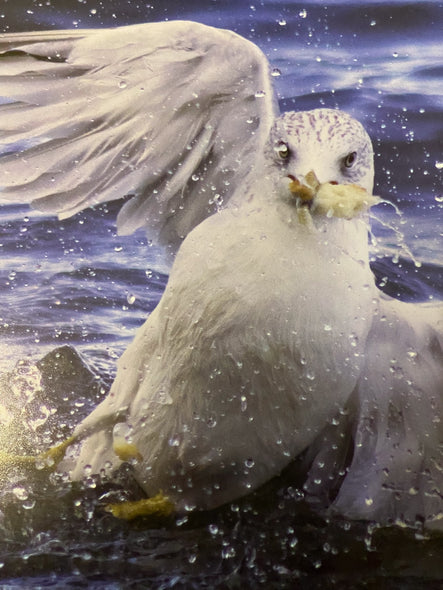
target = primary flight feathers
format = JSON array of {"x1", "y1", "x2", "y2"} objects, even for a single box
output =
[{"x1": 0, "y1": 22, "x2": 276, "y2": 247}]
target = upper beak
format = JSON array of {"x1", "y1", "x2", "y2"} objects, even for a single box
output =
[{"x1": 287, "y1": 170, "x2": 320, "y2": 203}]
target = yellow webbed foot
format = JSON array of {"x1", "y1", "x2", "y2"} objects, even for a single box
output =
[{"x1": 105, "y1": 492, "x2": 175, "y2": 520}]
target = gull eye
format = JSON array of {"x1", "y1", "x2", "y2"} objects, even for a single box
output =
[
  {"x1": 275, "y1": 141, "x2": 290, "y2": 160},
  {"x1": 343, "y1": 151, "x2": 357, "y2": 168}
]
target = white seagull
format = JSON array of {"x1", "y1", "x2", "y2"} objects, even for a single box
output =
[{"x1": 0, "y1": 21, "x2": 442, "y2": 527}]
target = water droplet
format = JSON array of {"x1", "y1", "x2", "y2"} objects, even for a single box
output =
[
  {"x1": 323, "y1": 324, "x2": 332, "y2": 332},
  {"x1": 271, "y1": 68, "x2": 281, "y2": 77},
  {"x1": 370, "y1": 19, "x2": 376, "y2": 26},
  {"x1": 168, "y1": 435, "x2": 180, "y2": 447},
  {"x1": 208, "y1": 523, "x2": 219, "y2": 535},
  {"x1": 348, "y1": 333, "x2": 359, "y2": 348},
  {"x1": 118, "y1": 80, "x2": 127, "y2": 89},
  {"x1": 245, "y1": 458, "x2": 255, "y2": 469},
  {"x1": 176, "y1": 515, "x2": 189, "y2": 526},
  {"x1": 240, "y1": 395, "x2": 247, "y2": 412},
  {"x1": 254, "y1": 90, "x2": 266, "y2": 98},
  {"x1": 222, "y1": 545, "x2": 236, "y2": 559},
  {"x1": 191, "y1": 174, "x2": 200, "y2": 181},
  {"x1": 85, "y1": 477, "x2": 97, "y2": 489},
  {"x1": 13, "y1": 486, "x2": 29, "y2": 501},
  {"x1": 278, "y1": 18, "x2": 287, "y2": 26},
  {"x1": 127, "y1": 293, "x2": 136, "y2": 305},
  {"x1": 365, "y1": 497, "x2": 373, "y2": 506},
  {"x1": 35, "y1": 456, "x2": 47, "y2": 470},
  {"x1": 206, "y1": 416, "x2": 217, "y2": 428},
  {"x1": 299, "y1": 8, "x2": 307, "y2": 18},
  {"x1": 209, "y1": 194, "x2": 224, "y2": 211},
  {"x1": 305, "y1": 370, "x2": 315, "y2": 381}
]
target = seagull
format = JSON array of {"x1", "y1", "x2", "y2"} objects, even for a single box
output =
[{"x1": 0, "y1": 21, "x2": 442, "y2": 527}]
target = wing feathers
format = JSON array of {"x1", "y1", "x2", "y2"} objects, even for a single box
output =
[
  {"x1": 0, "y1": 21, "x2": 277, "y2": 247},
  {"x1": 334, "y1": 298, "x2": 443, "y2": 526}
]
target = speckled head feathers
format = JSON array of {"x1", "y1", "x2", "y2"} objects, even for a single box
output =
[{"x1": 267, "y1": 109, "x2": 374, "y2": 192}]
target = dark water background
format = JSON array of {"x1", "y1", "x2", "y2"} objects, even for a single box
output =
[{"x1": 0, "y1": 0, "x2": 442, "y2": 587}]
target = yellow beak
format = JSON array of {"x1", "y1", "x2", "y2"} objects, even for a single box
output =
[
  {"x1": 288, "y1": 170, "x2": 380, "y2": 219},
  {"x1": 288, "y1": 170, "x2": 320, "y2": 202}
]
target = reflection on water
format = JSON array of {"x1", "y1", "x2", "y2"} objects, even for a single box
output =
[{"x1": 0, "y1": 0, "x2": 442, "y2": 587}]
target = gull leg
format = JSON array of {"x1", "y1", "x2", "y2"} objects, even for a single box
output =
[
  {"x1": 38, "y1": 435, "x2": 78, "y2": 468},
  {"x1": 0, "y1": 434, "x2": 77, "y2": 474},
  {"x1": 0, "y1": 450, "x2": 37, "y2": 470}
]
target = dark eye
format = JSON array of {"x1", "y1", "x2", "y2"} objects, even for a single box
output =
[
  {"x1": 275, "y1": 141, "x2": 290, "y2": 160},
  {"x1": 343, "y1": 151, "x2": 357, "y2": 168}
]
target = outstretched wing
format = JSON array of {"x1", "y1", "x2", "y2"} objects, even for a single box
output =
[
  {"x1": 337, "y1": 297, "x2": 443, "y2": 526},
  {"x1": 0, "y1": 21, "x2": 277, "y2": 247},
  {"x1": 303, "y1": 296, "x2": 443, "y2": 527}
]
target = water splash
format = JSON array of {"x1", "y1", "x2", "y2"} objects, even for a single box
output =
[{"x1": 369, "y1": 200, "x2": 422, "y2": 268}]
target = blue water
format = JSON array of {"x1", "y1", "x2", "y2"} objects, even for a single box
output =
[{"x1": 0, "y1": 1, "x2": 442, "y2": 587}]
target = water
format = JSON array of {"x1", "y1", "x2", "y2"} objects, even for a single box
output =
[{"x1": 0, "y1": 0, "x2": 442, "y2": 587}]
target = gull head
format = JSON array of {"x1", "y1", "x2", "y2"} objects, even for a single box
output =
[{"x1": 263, "y1": 109, "x2": 376, "y2": 219}]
